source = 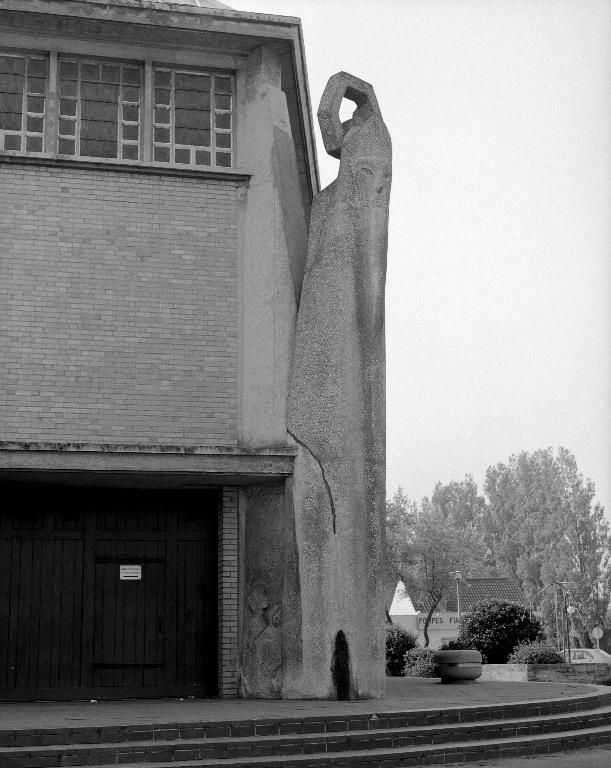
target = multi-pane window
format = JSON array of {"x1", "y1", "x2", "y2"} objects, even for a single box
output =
[
  {"x1": 57, "y1": 59, "x2": 142, "y2": 160},
  {"x1": 0, "y1": 53, "x2": 47, "y2": 154},
  {"x1": 0, "y1": 51, "x2": 234, "y2": 168},
  {"x1": 153, "y1": 68, "x2": 233, "y2": 168}
]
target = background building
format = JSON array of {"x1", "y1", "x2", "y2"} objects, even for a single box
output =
[
  {"x1": 390, "y1": 577, "x2": 528, "y2": 649},
  {"x1": 0, "y1": 0, "x2": 317, "y2": 701}
]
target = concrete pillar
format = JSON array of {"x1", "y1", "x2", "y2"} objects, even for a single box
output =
[{"x1": 236, "y1": 44, "x2": 308, "y2": 448}]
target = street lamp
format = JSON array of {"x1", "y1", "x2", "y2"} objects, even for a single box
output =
[
  {"x1": 564, "y1": 595, "x2": 574, "y2": 663},
  {"x1": 449, "y1": 571, "x2": 463, "y2": 623},
  {"x1": 566, "y1": 600, "x2": 590, "y2": 661},
  {"x1": 535, "y1": 582, "x2": 572, "y2": 657},
  {"x1": 555, "y1": 582, "x2": 573, "y2": 661}
]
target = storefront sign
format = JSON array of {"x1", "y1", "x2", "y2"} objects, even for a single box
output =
[{"x1": 417, "y1": 613, "x2": 463, "y2": 626}]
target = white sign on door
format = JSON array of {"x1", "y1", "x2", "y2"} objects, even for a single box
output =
[{"x1": 119, "y1": 564, "x2": 142, "y2": 581}]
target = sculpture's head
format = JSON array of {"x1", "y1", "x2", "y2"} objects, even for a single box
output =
[
  {"x1": 340, "y1": 105, "x2": 392, "y2": 210},
  {"x1": 317, "y1": 72, "x2": 392, "y2": 210}
]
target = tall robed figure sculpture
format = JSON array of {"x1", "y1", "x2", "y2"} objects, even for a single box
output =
[{"x1": 288, "y1": 72, "x2": 392, "y2": 699}]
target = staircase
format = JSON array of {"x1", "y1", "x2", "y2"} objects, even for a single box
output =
[{"x1": 1, "y1": 689, "x2": 611, "y2": 767}]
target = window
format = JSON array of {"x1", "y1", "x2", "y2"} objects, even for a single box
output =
[
  {"x1": 0, "y1": 50, "x2": 235, "y2": 169},
  {"x1": 57, "y1": 58, "x2": 142, "y2": 160},
  {"x1": 0, "y1": 53, "x2": 48, "y2": 154},
  {"x1": 153, "y1": 67, "x2": 233, "y2": 168}
]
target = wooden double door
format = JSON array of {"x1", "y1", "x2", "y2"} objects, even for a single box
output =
[{"x1": 0, "y1": 484, "x2": 218, "y2": 700}]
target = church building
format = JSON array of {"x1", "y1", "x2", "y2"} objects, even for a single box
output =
[{"x1": 0, "y1": 0, "x2": 317, "y2": 701}]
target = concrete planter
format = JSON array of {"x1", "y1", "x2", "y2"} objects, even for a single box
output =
[
  {"x1": 480, "y1": 663, "x2": 611, "y2": 684},
  {"x1": 433, "y1": 650, "x2": 483, "y2": 683}
]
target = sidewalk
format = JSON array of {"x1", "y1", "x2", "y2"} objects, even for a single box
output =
[
  {"x1": 449, "y1": 745, "x2": 611, "y2": 767},
  {"x1": 0, "y1": 677, "x2": 601, "y2": 730}
]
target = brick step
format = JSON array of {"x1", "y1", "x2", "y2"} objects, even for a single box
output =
[
  {"x1": 53, "y1": 723, "x2": 611, "y2": 767},
  {"x1": 3, "y1": 689, "x2": 611, "y2": 749},
  {"x1": 2, "y1": 704, "x2": 611, "y2": 767}
]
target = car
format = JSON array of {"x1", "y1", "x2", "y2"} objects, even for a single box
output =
[{"x1": 570, "y1": 648, "x2": 611, "y2": 664}]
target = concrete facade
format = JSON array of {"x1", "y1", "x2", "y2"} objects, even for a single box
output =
[{"x1": 0, "y1": 0, "x2": 387, "y2": 701}]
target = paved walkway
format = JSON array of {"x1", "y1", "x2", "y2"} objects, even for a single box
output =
[
  {"x1": 448, "y1": 745, "x2": 611, "y2": 767},
  {"x1": 0, "y1": 678, "x2": 602, "y2": 730}
]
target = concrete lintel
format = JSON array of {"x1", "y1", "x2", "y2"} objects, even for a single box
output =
[
  {"x1": 0, "y1": 29, "x2": 242, "y2": 69},
  {"x1": 0, "y1": 153, "x2": 252, "y2": 182},
  {"x1": 0, "y1": 443, "x2": 296, "y2": 485}
]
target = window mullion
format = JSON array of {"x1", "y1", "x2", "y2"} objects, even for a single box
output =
[
  {"x1": 19, "y1": 58, "x2": 27, "y2": 149},
  {"x1": 76, "y1": 63, "x2": 82, "y2": 157},
  {"x1": 210, "y1": 75, "x2": 216, "y2": 168},
  {"x1": 117, "y1": 64, "x2": 123, "y2": 160},
  {"x1": 170, "y1": 69, "x2": 175, "y2": 164},
  {"x1": 142, "y1": 60, "x2": 153, "y2": 162},
  {"x1": 45, "y1": 51, "x2": 58, "y2": 155}
]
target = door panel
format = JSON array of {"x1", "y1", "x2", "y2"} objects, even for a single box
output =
[
  {"x1": 0, "y1": 484, "x2": 218, "y2": 700},
  {"x1": 0, "y1": 536, "x2": 86, "y2": 692},
  {"x1": 93, "y1": 542, "x2": 166, "y2": 687}
]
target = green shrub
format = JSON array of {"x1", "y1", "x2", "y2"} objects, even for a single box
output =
[
  {"x1": 385, "y1": 625, "x2": 418, "y2": 676},
  {"x1": 457, "y1": 600, "x2": 543, "y2": 664},
  {"x1": 508, "y1": 640, "x2": 565, "y2": 665},
  {"x1": 403, "y1": 647, "x2": 436, "y2": 678},
  {"x1": 439, "y1": 638, "x2": 473, "y2": 651}
]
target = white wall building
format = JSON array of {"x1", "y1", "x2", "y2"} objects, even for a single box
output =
[{"x1": 390, "y1": 578, "x2": 528, "y2": 650}]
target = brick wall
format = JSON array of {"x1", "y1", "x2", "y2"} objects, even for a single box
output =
[
  {"x1": 480, "y1": 664, "x2": 529, "y2": 682},
  {"x1": 481, "y1": 663, "x2": 611, "y2": 684},
  {"x1": 218, "y1": 486, "x2": 239, "y2": 697},
  {"x1": 0, "y1": 162, "x2": 239, "y2": 446},
  {"x1": 528, "y1": 662, "x2": 611, "y2": 684}
]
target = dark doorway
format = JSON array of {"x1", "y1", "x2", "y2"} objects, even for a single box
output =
[{"x1": 0, "y1": 484, "x2": 218, "y2": 700}]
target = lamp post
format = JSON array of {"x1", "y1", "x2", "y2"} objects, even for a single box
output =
[
  {"x1": 564, "y1": 595, "x2": 574, "y2": 663},
  {"x1": 449, "y1": 571, "x2": 463, "y2": 623},
  {"x1": 554, "y1": 582, "x2": 572, "y2": 661},
  {"x1": 566, "y1": 600, "x2": 591, "y2": 659},
  {"x1": 535, "y1": 582, "x2": 574, "y2": 657}
]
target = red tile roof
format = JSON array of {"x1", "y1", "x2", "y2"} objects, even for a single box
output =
[{"x1": 414, "y1": 577, "x2": 526, "y2": 613}]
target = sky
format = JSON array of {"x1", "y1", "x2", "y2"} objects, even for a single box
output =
[{"x1": 229, "y1": 0, "x2": 611, "y2": 517}]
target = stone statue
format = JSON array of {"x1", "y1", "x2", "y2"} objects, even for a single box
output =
[{"x1": 287, "y1": 72, "x2": 391, "y2": 698}]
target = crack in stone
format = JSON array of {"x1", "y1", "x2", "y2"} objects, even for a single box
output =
[{"x1": 288, "y1": 429, "x2": 337, "y2": 534}]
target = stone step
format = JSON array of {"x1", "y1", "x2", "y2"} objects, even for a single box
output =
[
  {"x1": 3, "y1": 689, "x2": 610, "y2": 749},
  {"x1": 49, "y1": 723, "x2": 611, "y2": 767},
  {"x1": 2, "y1": 703, "x2": 611, "y2": 767}
]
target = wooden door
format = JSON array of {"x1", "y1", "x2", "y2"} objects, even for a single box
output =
[
  {"x1": 0, "y1": 484, "x2": 218, "y2": 701},
  {"x1": 92, "y1": 540, "x2": 166, "y2": 688}
]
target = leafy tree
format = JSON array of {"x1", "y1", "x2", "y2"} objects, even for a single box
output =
[
  {"x1": 401, "y1": 497, "x2": 486, "y2": 646},
  {"x1": 384, "y1": 487, "x2": 416, "y2": 612},
  {"x1": 431, "y1": 474, "x2": 487, "y2": 530},
  {"x1": 483, "y1": 448, "x2": 611, "y2": 647},
  {"x1": 432, "y1": 474, "x2": 500, "y2": 576},
  {"x1": 457, "y1": 600, "x2": 543, "y2": 663}
]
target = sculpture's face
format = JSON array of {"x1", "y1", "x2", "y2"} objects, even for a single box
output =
[
  {"x1": 341, "y1": 151, "x2": 392, "y2": 210},
  {"x1": 353, "y1": 154, "x2": 392, "y2": 207}
]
